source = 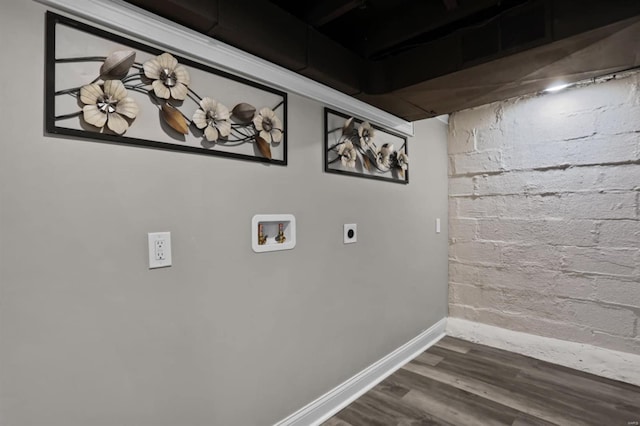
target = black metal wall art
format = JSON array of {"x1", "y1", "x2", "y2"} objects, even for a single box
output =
[
  {"x1": 325, "y1": 108, "x2": 408, "y2": 184},
  {"x1": 46, "y1": 12, "x2": 287, "y2": 164}
]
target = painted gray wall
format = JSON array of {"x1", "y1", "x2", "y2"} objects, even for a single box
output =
[
  {"x1": 0, "y1": 2, "x2": 449, "y2": 425},
  {"x1": 448, "y1": 73, "x2": 640, "y2": 355}
]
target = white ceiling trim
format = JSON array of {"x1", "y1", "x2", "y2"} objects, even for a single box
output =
[{"x1": 34, "y1": 0, "x2": 414, "y2": 136}]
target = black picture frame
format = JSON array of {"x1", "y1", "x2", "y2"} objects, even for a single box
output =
[
  {"x1": 45, "y1": 12, "x2": 287, "y2": 165},
  {"x1": 324, "y1": 108, "x2": 409, "y2": 184}
]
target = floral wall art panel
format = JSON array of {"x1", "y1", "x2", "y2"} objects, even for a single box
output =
[
  {"x1": 325, "y1": 108, "x2": 408, "y2": 184},
  {"x1": 46, "y1": 12, "x2": 287, "y2": 164}
]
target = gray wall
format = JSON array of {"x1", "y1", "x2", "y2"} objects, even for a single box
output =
[
  {"x1": 0, "y1": 2, "x2": 449, "y2": 425},
  {"x1": 448, "y1": 73, "x2": 640, "y2": 355}
]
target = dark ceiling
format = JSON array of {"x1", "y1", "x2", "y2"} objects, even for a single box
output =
[{"x1": 125, "y1": 0, "x2": 640, "y2": 121}]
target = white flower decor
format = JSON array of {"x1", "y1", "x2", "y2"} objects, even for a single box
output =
[
  {"x1": 253, "y1": 107, "x2": 283, "y2": 144},
  {"x1": 192, "y1": 97, "x2": 231, "y2": 142},
  {"x1": 338, "y1": 140, "x2": 357, "y2": 168},
  {"x1": 396, "y1": 149, "x2": 408, "y2": 171},
  {"x1": 375, "y1": 143, "x2": 395, "y2": 170},
  {"x1": 143, "y1": 52, "x2": 191, "y2": 100},
  {"x1": 80, "y1": 80, "x2": 139, "y2": 135},
  {"x1": 326, "y1": 112, "x2": 408, "y2": 181},
  {"x1": 358, "y1": 121, "x2": 375, "y2": 149},
  {"x1": 53, "y1": 31, "x2": 288, "y2": 164}
]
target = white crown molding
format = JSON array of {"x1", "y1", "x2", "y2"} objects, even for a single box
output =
[
  {"x1": 274, "y1": 318, "x2": 446, "y2": 426},
  {"x1": 447, "y1": 318, "x2": 640, "y2": 387},
  {"x1": 435, "y1": 114, "x2": 449, "y2": 125},
  {"x1": 34, "y1": 0, "x2": 414, "y2": 136}
]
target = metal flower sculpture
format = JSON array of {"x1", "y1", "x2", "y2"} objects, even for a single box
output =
[
  {"x1": 396, "y1": 149, "x2": 409, "y2": 174},
  {"x1": 54, "y1": 48, "x2": 284, "y2": 159},
  {"x1": 357, "y1": 121, "x2": 375, "y2": 149},
  {"x1": 192, "y1": 97, "x2": 231, "y2": 142},
  {"x1": 327, "y1": 115, "x2": 408, "y2": 180},
  {"x1": 80, "y1": 80, "x2": 139, "y2": 135},
  {"x1": 375, "y1": 143, "x2": 394, "y2": 170},
  {"x1": 143, "y1": 52, "x2": 191, "y2": 100},
  {"x1": 338, "y1": 140, "x2": 357, "y2": 168},
  {"x1": 253, "y1": 107, "x2": 283, "y2": 144}
]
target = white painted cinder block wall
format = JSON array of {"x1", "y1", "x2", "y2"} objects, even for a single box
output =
[{"x1": 448, "y1": 73, "x2": 640, "y2": 355}]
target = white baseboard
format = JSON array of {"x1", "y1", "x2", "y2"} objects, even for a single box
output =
[
  {"x1": 274, "y1": 318, "x2": 447, "y2": 426},
  {"x1": 446, "y1": 318, "x2": 640, "y2": 387}
]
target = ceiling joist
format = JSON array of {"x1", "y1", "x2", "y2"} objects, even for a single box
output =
[
  {"x1": 364, "y1": 0, "x2": 500, "y2": 58},
  {"x1": 307, "y1": 0, "x2": 366, "y2": 27}
]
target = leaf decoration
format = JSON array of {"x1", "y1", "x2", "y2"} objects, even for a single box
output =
[
  {"x1": 342, "y1": 117, "x2": 354, "y2": 137},
  {"x1": 100, "y1": 50, "x2": 136, "y2": 79},
  {"x1": 162, "y1": 104, "x2": 189, "y2": 135},
  {"x1": 362, "y1": 154, "x2": 371, "y2": 171},
  {"x1": 255, "y1": 136, "x2": 272, "y2": 159},
  {"x1": 398, "y1": 168, "x2": 405, "y2": 179},
  {"x1": 232, "y1": 103, "x2": 256, "y2": 124}
]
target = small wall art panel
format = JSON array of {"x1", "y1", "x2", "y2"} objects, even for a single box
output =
[
  {"x1": 324, "y1": 108, "x2": 408, "y2": 184},
  {"x1": 45, "y1": 12, "x2": 287, "y2": 164}
]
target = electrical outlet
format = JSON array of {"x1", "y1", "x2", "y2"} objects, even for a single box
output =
[
  {"x1": 155, "y1": 239, "x2": 166, "y2": 260},
  {"x1": 344, "y1": 224, "x2": 357, "y2": 244},
  {"x1": 148, "y1": 232, "x2": 172, "y2": 269}
]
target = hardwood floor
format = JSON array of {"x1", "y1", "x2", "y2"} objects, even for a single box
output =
[{"x1": 323, "y1": 336, "x2": 640, "y2": 426}]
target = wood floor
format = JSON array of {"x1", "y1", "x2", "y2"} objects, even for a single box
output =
[{"x1": 322, "y1": 336, "x2": 640, "y2": 426}]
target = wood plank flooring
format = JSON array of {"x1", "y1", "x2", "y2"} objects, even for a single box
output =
[{"x1": 323, "y1": 336, "x2": 640, "y2": 426}]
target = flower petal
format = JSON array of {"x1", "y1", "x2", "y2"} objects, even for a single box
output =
[
  {"x1": 169, "y1": 82, "x2": 188, "y2": 100},
  {"x1": 358, "y1": 122, "x2": 371, "y2": 136},
  {"x1": 259, "y1": 107, "x2": 273, "y2": 120},
  {"x1": 200, "y1": 97, "x2": 217, "y2": 112},
  {"x1": 82, "y1": 104, "x2": 107, "y2": 129},
  {"x1": 204, "y1": 125, "x2": 219, "y2": 142},
  {"x1": 107, "y1": 113, "x2": 129, "y2": 135},
  {"x1": 103, "y1": 80, "x2": 127, "y2": 101},
  {"x1": 259, "y1": 130, "x2": 271, "y2": 143},
  {"x1": 152, "y1": 79, "x2": 170, "y2": 99},
  {"x1": 173, "y1": 64, "x2": 191, "y2": 86},
  {"x1": 192, "y1": 108, "x2": 207, "y2": 129},
  {"x1": 217, "y1": 120, "x2": 231, "y2": 137},
  {"x1": 253, "y1": 115, "x2": 263, "y2": 131},
  {"x1": 216, "y1": 103, "x2": 230, "y2": 120},
  {"x1": 143, "y1": 58, "x2": 161, "y2": 79},
  {"x1": 270, "y1": 128, "x2": 282, "y2": 143},
  {"x1": 80, "y1": 84, "x2": 103, "y2": 105},
  {"x1": 115, "y1": 97, "x2": 139, "y2": 119},
  {"x1": 272, "y1": 115, "x2": 282, "y2": 131},
  {"x1": 157, "y1": 52, "x2": 178, "y2": 71}
]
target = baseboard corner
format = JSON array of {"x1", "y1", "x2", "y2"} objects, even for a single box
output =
[
  {"x1": 274, "y1": 317, "x2": 447, "y2": 426},
  {"x1": 446, "y1": 317, "x2": 640, "y2": 387}
]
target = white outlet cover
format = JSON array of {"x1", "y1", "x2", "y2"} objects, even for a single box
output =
[
  {"x1": 148, "y1": 232, "x2": 172, "y2": 269},
  {"x1": 344, "y1": 224, "x2": 357, "y2": 244}
]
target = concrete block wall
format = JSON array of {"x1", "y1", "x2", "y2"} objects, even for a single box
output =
[{"x1": 448, "y1": 73, "x2": 640, "y2": 355}]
